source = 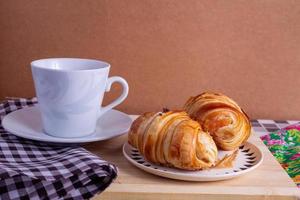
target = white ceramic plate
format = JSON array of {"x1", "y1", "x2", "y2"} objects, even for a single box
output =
[
  {"x1": 123, "y1": 142, "x2": 263, "y2": 181},
  {"x1": 2, "y1": 106, "x2": 132, "y2": 143}
]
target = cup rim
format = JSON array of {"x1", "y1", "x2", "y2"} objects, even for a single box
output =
[{"x1": 31, "y1": 58, "x2": 110, "y2": 72}]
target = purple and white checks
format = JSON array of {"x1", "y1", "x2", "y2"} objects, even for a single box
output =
[
  {"x1": 251, "y1": 119, "x2": 300, "y2": 137},
  {"x1": 0, "y1": 98, "x2": 117, "y2": 200}
]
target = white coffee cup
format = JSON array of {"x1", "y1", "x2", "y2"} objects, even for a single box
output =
[{"x1": 31, "y1": 58, "x2": 129, "y2": 138}]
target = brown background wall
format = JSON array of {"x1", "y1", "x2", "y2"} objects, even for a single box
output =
[{"x1": 1, "y1": 0, "x2": 300, "y2": 119}]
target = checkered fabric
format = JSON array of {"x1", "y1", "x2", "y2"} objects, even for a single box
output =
[
  {"x1": 251, "y1": 119, "x2": 300, "y2": 137},
  {"x1": 0, "y1": 98, "x2": 117, "y2": 200}
]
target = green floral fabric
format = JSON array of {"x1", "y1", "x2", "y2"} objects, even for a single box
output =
[{"x1": 261, "y1": 124, "x2": 300, "y2": 188}]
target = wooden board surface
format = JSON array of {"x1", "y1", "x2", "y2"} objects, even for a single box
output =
[{"x1": 84, "y1": 116, "x2": 300, "y2": 200}]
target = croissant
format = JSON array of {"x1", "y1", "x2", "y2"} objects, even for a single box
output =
[
  {"x1": 184, "y1": 92, "x2": 251, "y2": 150},
  {"x1": 128, "y1": 111, "x2": 218, "y2": 170}
]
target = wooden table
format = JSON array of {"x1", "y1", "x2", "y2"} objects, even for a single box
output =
[{"x1": 85, "y1": 116, "x2": 300, "y2": 200}]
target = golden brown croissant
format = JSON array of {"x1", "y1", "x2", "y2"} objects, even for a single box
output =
[
  {"x1": 184, "y1": 92, "x2": 251, "y2": 150},
  {"x1": 128, "y1": 111, "x2": 218, "y2": 170}
]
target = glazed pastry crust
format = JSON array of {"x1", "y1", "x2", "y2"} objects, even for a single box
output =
[
  {"x1": 128, "y1": 111, "x2": 218, "y2": 170},
  {"x1": 184, "y1": 92, "x2": 251, "y2": 150}
]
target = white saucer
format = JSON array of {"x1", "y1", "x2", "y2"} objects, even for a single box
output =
[{"x1": 2, "y1": 106, "x2": 132, "y2": 143}]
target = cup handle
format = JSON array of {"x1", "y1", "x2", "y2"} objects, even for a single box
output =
[{"x1": 99, "y1": 76, "x2": 129, "y2": 117}]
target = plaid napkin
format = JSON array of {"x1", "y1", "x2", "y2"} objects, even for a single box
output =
[{"x1": 0, "y1": 98, "x2": 117, "y2": 199}]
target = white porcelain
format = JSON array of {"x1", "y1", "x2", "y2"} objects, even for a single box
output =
[
  {"x1": 2, "y1": 106, "x2": 132, "y2": 143},
  {"x1": 31, "y1": 58, "x2": 129, "y2": 138},
  {"x1": 123, "y1": 142, "x2": 263, "y2": 181}
]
